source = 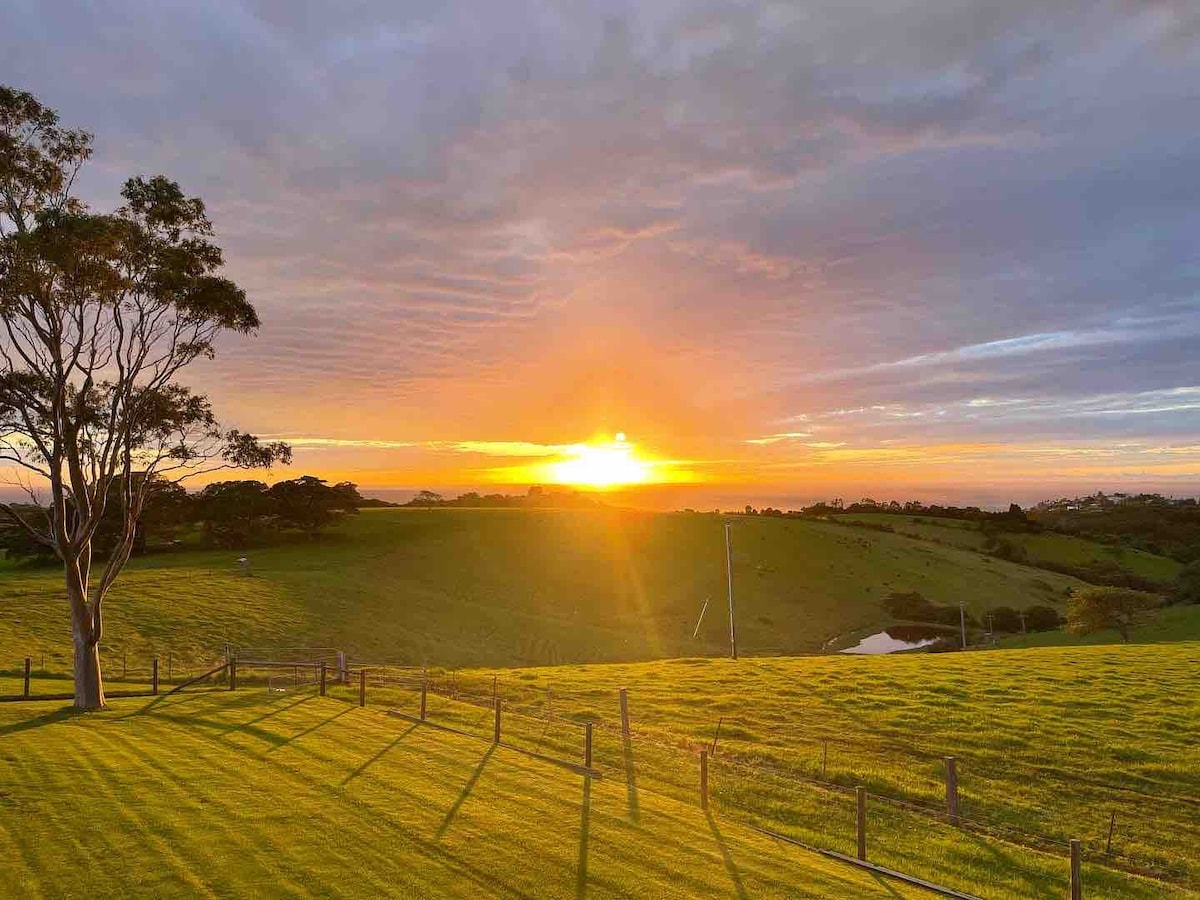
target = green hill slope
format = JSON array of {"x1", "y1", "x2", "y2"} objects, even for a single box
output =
[
  {"x1": 841, "y1": 513, "x2": 1182, "y2": 583},
  {"x1": 0, "y1": 508, "x2": 1085, "y2": 671}
]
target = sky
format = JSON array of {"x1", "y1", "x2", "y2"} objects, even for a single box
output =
[{"x1": 3, "y1": 1, "x2": 1199, "y2": 507}]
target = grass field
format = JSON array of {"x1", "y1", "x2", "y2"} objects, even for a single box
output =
[
  {"x1": 0, "y1": 689, "x2": 934, "y2": 899},
  {"x1": 3, "y1": 642, "x2": 1196, "y2": 898},
  {"x1": 418, "y1": 642, "x2": 1198, "y2": 897},
  {"x1": 841, "y1": 513, "x2": 1182, "y2": 584},
  {"x1": 0, "y1": 508, "x2": 1087, "y2": 673}
]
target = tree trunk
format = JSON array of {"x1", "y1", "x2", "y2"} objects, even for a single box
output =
[
  {"x1": 73, "y1": 634, "x2": 105, "y2": 709},
  {"x1": 68, "y1": 574, "x2": 106, "y2": 709}
]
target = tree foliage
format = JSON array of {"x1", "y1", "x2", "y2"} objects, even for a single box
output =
[{"x1": 1066, "y1": 587, "x2": 1161, "y2": 643}]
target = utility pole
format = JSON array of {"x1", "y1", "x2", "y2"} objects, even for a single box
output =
[
  {"x1": 959, "y1": 601, "x2": 967, "y2": 650},
  {"x1": 725, "y1": 521, "x2": 738, "y2": 660}
]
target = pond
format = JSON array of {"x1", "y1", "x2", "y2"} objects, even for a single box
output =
[{"x1": 838, "y1": 625, "x2": 949, "y2": 655}]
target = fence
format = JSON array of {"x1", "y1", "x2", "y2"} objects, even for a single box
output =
[
  {"x1": 298, "y1": 664, "x2": 1192, "y2": 898},
  {"x1": 8, "y1": 648, "x2": 1191, "y2": 897},
  {"x1": 1, "y1": 648, "x2": 238, "y2": 701}
]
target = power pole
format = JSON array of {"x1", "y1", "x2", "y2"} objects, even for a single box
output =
[
  {"x1": 959, "y1": 601, "x2": 967, "y2": 650},
  {"x1": 725, "y1": 522, "x2": 738, "y2": 660}
]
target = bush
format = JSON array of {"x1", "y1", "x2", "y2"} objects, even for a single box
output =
[
  {"x1": 989, "y1": 606, "x2": 1023, "y2": 633},
  {"x1": 1023, "y1": 605, "x2": 1064, "y2": 632},
  {"x1": 882, "y1": 591, "x2": 977, "y2": 626},
  {"x1": 1174, "y1": 561, "x2": 1200, "y2": 604}
]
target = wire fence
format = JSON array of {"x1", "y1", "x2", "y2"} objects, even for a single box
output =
[
  {"x1": 328, "y1": 664, "x2": 1196, "y2": 891},
  {"x1": 8, "y1": 648, "x2": 1194, "y2": 894},
  {"x1": 0, "y1": 648, "x2": 236, "y2": 701}
]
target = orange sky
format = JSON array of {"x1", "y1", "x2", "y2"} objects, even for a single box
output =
[{"x1": 6, "y1": 2, "x2": 1200, "y2": 508}]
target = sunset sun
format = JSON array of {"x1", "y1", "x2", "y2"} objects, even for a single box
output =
[{"x1": 547, "y1": 435, "x2": 651, "y2": 489}]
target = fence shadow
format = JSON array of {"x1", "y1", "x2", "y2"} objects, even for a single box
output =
[
  {"x1": 577, "y1": 775, "x2": 592, "y2": 900},
  {"x1": 343, "y1": 723, "x2": 419, "y2": 785},
  {"x1": 869, "y1": 872, "x2": 905, "y2": 898},
  {"x1": 706, "y1": 810, "x2": 747, "y2": 900},
  {"x1": 271, "y1": 705, "x2": 356, "y2": 753},
  {"x1": 623, "y1": 734, "x2": 640, "y2": 823},
  {"x1": 436, "y1": 743, "x2": 496, "y2": 840}
]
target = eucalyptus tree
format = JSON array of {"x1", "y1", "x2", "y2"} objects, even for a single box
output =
[{"x1": 0, "y1": 87, "x2": 290, "y2": 708}]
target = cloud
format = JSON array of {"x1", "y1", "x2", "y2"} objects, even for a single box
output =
[{"x1": 2, "y1": 0, "x2": 1198, "y2": 496}]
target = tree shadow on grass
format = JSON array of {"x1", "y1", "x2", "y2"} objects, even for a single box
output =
[
  {"x1": 141, "y1": 710, "x2": 293, "y2": 747},
  {"x1": 435, "y1": 744, "x2": 496, "y2": 840},
  {"x1": 342, "y1": 723, "x2": 419, "y2": 785},
  {"x1": 622, "y1": 734, "x2": 640, "y2": 824},
  {"x1": 706, "y1": 810, "x2": 747, "y2": 900},
  {"x1": 0, "y1": 705, "x2": 82, "y2": 736},
  {"x1": 576, "y1": 775, "x2": 592, "y2": 900}
]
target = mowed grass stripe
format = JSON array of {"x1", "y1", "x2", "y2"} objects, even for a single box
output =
[{"x1": 0, "y1": 692, "x2": 932, "y2": 898}]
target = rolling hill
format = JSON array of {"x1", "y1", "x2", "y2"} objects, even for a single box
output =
[{"x1": 0, "y1": 508, "x2": 1089, "y2": 672}]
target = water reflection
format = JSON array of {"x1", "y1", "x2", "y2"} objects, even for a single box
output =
[{"x1": 839, "y1": 625, "x2": 947, "y2": 655}]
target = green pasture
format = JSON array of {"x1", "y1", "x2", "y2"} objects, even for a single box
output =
[{"x1": 0, "y1": 508, "x2": 1085, "y2": 673}]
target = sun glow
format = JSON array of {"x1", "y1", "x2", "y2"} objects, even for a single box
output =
[{"x1": 546, "y1": 436, "x2": 651, "y2": 488}]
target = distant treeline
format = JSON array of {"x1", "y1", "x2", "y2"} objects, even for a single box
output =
[
  {"x1": 399, "y1": 486, "x2": 600, "y2": 509},
  {"x1": 0, "y1": 475, "x2": 363, "y2": 559},
  {"x1": 1030, "y1": 493, "x2": 1200, "y2": 563},
  {"x1": 784, "y1": 498, "x2": 1040, "y2": 530},
  {"x1": 882, "y1": 591, "x2": 1064, "y2": 633},
  {"x1": 746, "y1": 493, "x2": 1200, "y2": 563}
]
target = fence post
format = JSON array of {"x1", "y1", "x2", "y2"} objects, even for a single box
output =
[
  {"x1": 168, "y1": 651, "x2": 173, "y2": 681},
  {"x1": 359, "y1": 669, "x2": 366, "y2": 707},
  {"x1": 856, "y1": 786, "x2": 867, "y2": 861},
  {"x1": 585, "y1": 722, "x2": 593, "y2": 769},
  {"x1": 493, "y1": 697, "x2": 501, "y2": 744},
  {"x1": 619, "y1": 687, "x2": 630, "y2": 737},
  {"x1": 123, "y1": 652, "x2": 128, "y2": 680},
  {"x1": 152, "y1": 657, "x2": 159, "y2": 695},
  {"x1": 319, "y1": 661, "x2": 327, "y2": 697},
  {"x1": 229, "y1": 658, "x2": 237, "y2": 691},
  {"x1": 945, "y1": 756, "x2": 959, "y2": 825},
  {"x1": 420, "y1": 673, "x2": 428, "y2": 721},
  {"x1": 1070, "y1": 839, "x2": 1082, "y2": 900},
  {"x1": 822, "y1": 739, "x2": 828, "y2": 779},
  {"x1": 700, "y1": 750, "x2": 709, "y2": 810},
  {"x1": 24, "y1": 656, "x2": 32, "y2": 698}
]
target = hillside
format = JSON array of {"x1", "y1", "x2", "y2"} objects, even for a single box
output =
[
  {"x1": 0, "y1": 508, "x2": 1087, "y2": 671},
  {"x1": 839, "y1": 513, "x2": 1182, "y2": 584}
]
